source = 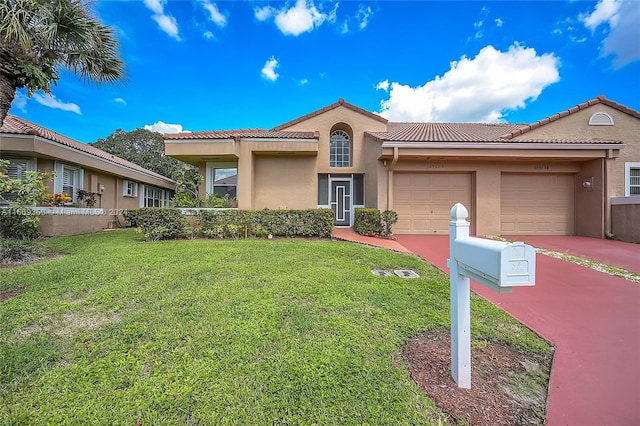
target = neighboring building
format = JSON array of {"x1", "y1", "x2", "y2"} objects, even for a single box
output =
[
  {"x1": 1, "y1": 115, "x2": 175, "y2": 235},
  {"x1": 165, "y1": 96, "x2": 639, "y2": 239}
]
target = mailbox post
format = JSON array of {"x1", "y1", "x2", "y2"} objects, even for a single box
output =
[{"x1": 447, "y1": 203, "x2": 536, "y2": 389}]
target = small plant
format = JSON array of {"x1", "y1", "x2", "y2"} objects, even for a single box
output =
[
  {"x1": 45, "y1": 193, "x2": 72, "y2": 206},
  {"x1": 202, "y1": 194, "x2": 236, "y2": 208},
  {"x1": 171, "y1": 191, "x2": 199, "y2": 207},
  {"x1": 76, "y1": 190, "x2": 98, "y2": 207},
  {"x1": 354, "y1": 208, "x2": 398, "y2": 238},
  {"x1": 381, "y1": 210, "x2": 398, "y2": 238},
  {"x1": 354, "y1": 208, "x2": 382, "y2": 236}
]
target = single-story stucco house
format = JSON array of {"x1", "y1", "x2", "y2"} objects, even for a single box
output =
[
  {"x1": 1, "y1": 114, "x2": 175, "y2": 236},
  {"x1": 165, "y1": 95, "x2": 639, "y2": 240}
]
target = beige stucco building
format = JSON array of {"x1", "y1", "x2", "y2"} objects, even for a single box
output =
[
  {"x1": 1, "y1": 115, "x2": 175, "y2": 235},
  {"x1": 165, "y1": 96, "x2": 639, "y2": 239}
]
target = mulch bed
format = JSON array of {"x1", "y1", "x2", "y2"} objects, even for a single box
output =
[{"x1": 402, "y1": 329, "x2": 549, "y2": 425}]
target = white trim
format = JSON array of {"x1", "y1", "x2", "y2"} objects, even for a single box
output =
[
  {"x1": 329, "y1": 175, "x2": 353, "y2": 226},
  {"x1": 589, "y1": 112, "x2": 614, "y2": 126},
  {"x1": 123, "y1": 180, "x2": 138, "y2": 197},
  {"x1": 241, "y1": 137, "x2": 318, "y2": 143},
  {"x1": 205, "y1": 161, "x2": 238, "y2": 197},
  {"x1": 381, "y1": 141, "x2": 624, "y2": 150},
  {"x1": 4, "y1": 133, "x2": 174, "y2": 187},
  {"x1": 624, "y1": 162, "x2": 640, "y2": 197},
  {"x1": 165, "y1": 138, "x2": 234, "y2": 144},
  {"x1": 54, "y1": 162, "x2": 83, "y2": 202}
]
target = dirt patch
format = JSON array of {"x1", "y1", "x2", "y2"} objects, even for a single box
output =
[
  {"x1": 20, "y1": 311, "x2": 124, "y2": 338},
  {"x1": 0, "y1": 288, "x2": 26, "y2": 302},
  {"x1": 402, "y1": 329, "x2": 550, "y2": 425}
]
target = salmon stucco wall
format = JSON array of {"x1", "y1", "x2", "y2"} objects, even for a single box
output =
[{"x1": 253, "y1": 156, "x2": 317, "y2": 210}]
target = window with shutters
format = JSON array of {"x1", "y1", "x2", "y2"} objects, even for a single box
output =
[
  {"x1": 1, "y1": 158, "x2": 35, "y2": 201},
  {"x1": 53, "y1": 162, "x2": 83, "y2": 203},
  {"x1": 123, "y1": 180, "x2": 138, "y2": 197}
]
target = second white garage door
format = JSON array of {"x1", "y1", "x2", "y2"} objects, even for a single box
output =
[
  {"x1": 501, "y1": 173, "x2": 575, "y2": 235},
  {"x1": 394, "y1": 173, "x2": 472, "y2": 234}
]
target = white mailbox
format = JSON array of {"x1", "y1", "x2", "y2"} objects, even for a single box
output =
[
  {"x1": 454, "y1": 237, "x2": 536, "y2": 293},
  {"x1": 447, "y1": 202, "x2": 537, "y2": 389}
]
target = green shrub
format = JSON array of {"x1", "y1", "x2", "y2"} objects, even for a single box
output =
[
  {"x1": 202, "y1": 194, "x2": 236, "y2": 208},
  {"x1": 123, "y1": 208, "x2": 188, "y2": 241},
  {"x1": 354, "y1": 208, "x2": 382, "y2": 236},
  {"x1": 198, "y1": 209, "x2": 333, "y2": 239},
  {"x1": 0, "y1": 207, "x2": 41, "y2": 240},
  {"x1": 171, "y1": 192, "x2": 198, "y2": 208},
  {"x1": 354, "y1": 208, "x2": 398, "y2": 238},
  {"x1": 0, "y1": 237, "x2": 45, "y2": 263},
  {"x1": 381, "y1": 210, "x2": 398, "y2": 238}
]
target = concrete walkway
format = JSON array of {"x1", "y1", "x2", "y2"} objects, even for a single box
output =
[{"x1": 333, "y1": 229, "x2": 640, "y2": 426}]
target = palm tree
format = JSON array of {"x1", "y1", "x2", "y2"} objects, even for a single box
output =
[{"x1": 0, "y1": 0, "x2": 124, "y2": 126}]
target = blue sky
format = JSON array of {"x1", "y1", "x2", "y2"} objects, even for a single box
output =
[{"x1": 9, "y1": 0, "x2": 640, "y2": 143}]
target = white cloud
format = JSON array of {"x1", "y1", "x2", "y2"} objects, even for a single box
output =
[
  {"x1": 580, "y1": 0, "x2": 620, "y2": 31},
  {"x1": 298, "y1": 78, "x2": 309, "y2": 86},
  {"x1": 143, "y1": 0, "x2": 164, "y2": 15},
  {"x1": 261, "y1": 57, "x2": 279, "y2": 81},
  {"x1": 580, "y1": 0, "x2": 640, "y2": 68},
  {"x1": 201, "y1": 0, "x2": 227, "y2": 27},
  {"x1": 494, "y1": 18, "x2": 503, "y2": 27},
  {"x1": 114, "y1": 97, "x2": 126, "y2": 105},
  {"x1": 144, "y1": 121, "x2": 189, "y2": 134},
  {"x1": 356, "y1": 5, "x2": 373, "y2": 30},
  {"x1": 254, "y1": 6, "x2": 274, "y2": 21},
  {"x1": 11, "y1": 91, "x2": 28, "y2": 112},
  {"x1": 256, "y1": 0, "x2": 333, "y2": 36},
  {"x1": 377, "y1": 44, "x2": 560, "y2": 123},
  {"x1": 143, "y1": 0, "x2": 181, "y2": 41},
  {"x1": 203, "y1": 31, "x2": 215, "y2": 39},
  {"x1": 32, "y1": 93, "x2": 81, "y2": 114},
  {"x1": 375, "y1": 80, "x2": 389, "y2": 91}
]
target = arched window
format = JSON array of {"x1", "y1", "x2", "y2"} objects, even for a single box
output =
[{"x1": 330, "y1": 130, "x2": 350, "y2": 167}]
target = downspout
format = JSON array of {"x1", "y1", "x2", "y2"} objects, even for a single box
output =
[{"x1": 387, "y1": 146, "x2": 399, "y2": 210}]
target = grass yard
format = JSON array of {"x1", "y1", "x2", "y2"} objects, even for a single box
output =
[{"x1": 0, "y1": 230, "x2": 551, "y2": 425}]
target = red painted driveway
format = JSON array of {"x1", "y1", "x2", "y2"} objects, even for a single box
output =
[{"x1": 396, "y1": 235, "x2": 640, "y2": 426}]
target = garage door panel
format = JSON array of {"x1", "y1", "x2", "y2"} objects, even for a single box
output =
[
  {"x1": 393, "y1": 173, "x2": 472, "y2": 234},
  {"x1": 501, "y1": 174, "x2": 574, "y2": 235}
]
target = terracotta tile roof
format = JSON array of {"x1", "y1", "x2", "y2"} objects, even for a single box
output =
[
  {"x1": 164, "y1": 129, "x2": 318, "y2": 140},
  {"x1": 501, "y1": 95, "x2": 640, "y2": 139},
  {"x1": 367, "y1": 122, "x2": 524, "y2": 142},
  {"x1": 1, "y1": 114, "x2": 173, "y2": 182},
  {"x1": 272, "y1": 98, "x2": 388, "y2": 131}
]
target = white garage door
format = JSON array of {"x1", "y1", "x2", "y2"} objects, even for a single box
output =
[
  {"x1": 394, "y1": 173, "x2": 472, "y2": 234},
  {"x1": 501, "y1": 174, "x2": 575, "y2": 235}
]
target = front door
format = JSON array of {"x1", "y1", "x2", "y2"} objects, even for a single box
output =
[{"x1": 330, "y1": 179, "x2": 351, "y2": 226}]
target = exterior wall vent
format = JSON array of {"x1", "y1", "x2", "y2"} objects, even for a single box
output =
[{"x1": 589, "y1": 112, "x2": 614, "y2": 126}]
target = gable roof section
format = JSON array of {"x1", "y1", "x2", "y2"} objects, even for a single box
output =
[
  {"x1": 1, "y1": 115, "x2": 174, "y2": 183},
  {"x1": 164, "y1": 128, "x2": 318, "y2": 140},
  {"x1": 501, "y1": 95, "x2": 640, "y2": 139},
  {"x1": 272, "y1": 98, "x2": 388, "y2": 131}
]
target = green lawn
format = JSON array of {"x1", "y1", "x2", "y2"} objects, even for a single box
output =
[{"x1": 0, "y1": 230, "x2": 551, "y2": 425}]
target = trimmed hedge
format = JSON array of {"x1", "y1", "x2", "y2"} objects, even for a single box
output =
[
  {"x1": 354, "y1": 208, "x2": 398, "y2": 238},
  {"x1": 124, "y1": 208, "x2": 334, "y2": 241},
  {"x1": 123, "y1": 208, "x2": 188, "y2": 241},
  {"x1": 198, "y1": 209, "x2": 334, "y2": 239}
]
